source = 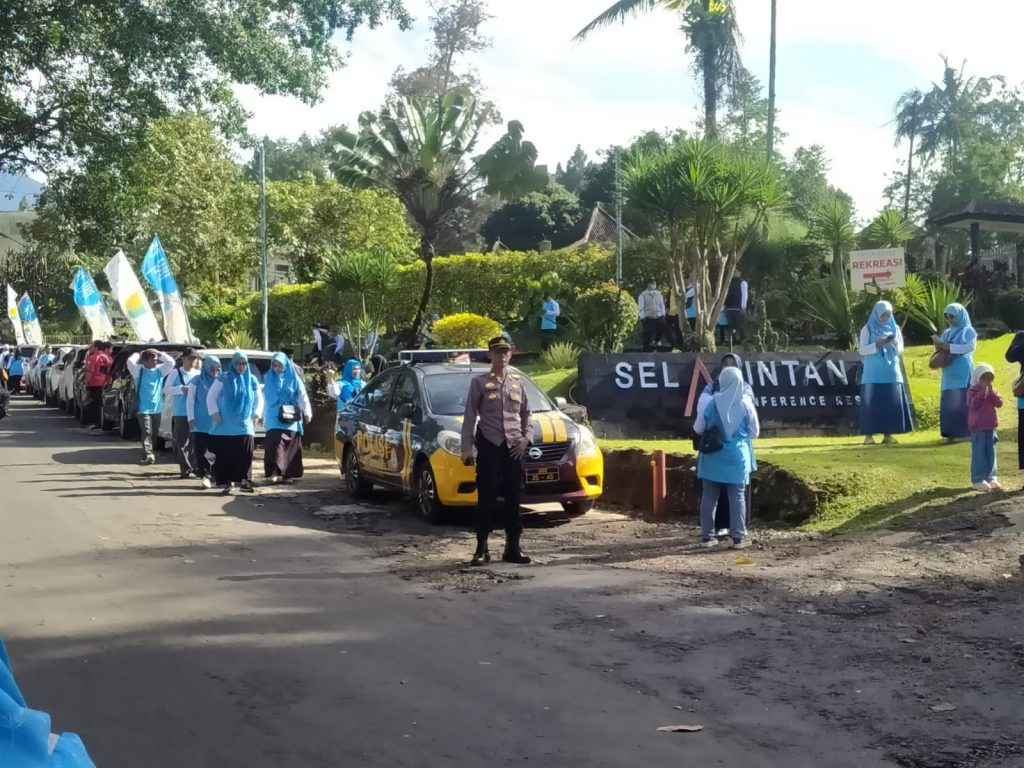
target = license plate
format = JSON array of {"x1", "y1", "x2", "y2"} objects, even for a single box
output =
[{"x1": 526, "y1": 467, "x2": 559, "y2": 484}]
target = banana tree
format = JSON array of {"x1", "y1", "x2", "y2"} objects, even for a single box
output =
[
  {"x1": 623, "y1": 137, "x2": 785, "y2": 351},
  {"x1": 331, "y1": 91, "x2": 546, "y2": 334}
]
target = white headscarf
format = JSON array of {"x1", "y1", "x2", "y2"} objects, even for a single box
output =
[
  {"x1": 714, "y1": 367, "x2": 748, "y2": 439},
  {"x1": 970, "y1": 363, "x2": 994, "y2": 387}
]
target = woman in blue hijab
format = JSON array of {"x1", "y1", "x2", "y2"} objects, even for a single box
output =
[
  {"x1": 206, "y1": 351, "x2": 264, "y2": 494},
  {"x1": 328, "y1": 359, "x2": 365, "y2": 410},
  {"x1": 187, "y1": 355, "x2": 222, "y2": 489},
  {"x1": 262, "y1": 352, "x2": 312, "y2": 483},
  {"x1": 858, "y1": 300, "x2": 914, "y2": 444},
  {"x1": 934, "y1": 302, "x2": 977, "y2": 440}
]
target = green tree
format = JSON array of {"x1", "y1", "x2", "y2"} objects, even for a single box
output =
[
  {"x1": 556, "y1": 146, "x2": 590, "y2": 194},
  {"x1": 246, "y1": 135, "x2": 332, "y2": 182},
  {"x1": 917, "y1": 57, "x2": 1002, "y2": 166},
  {"x1": 481, "y1": 183, "x2": 583, "y2": 250},
  {"x1": 624, "y1": 137, "x2": 785, "y2": 351},
  {"x1": 331, "y1": 91, "x2": 547, "y2": 331},
  {"x1": 1, "y1": 0, "x2": 411, "y2": 174},
  {"x1": 783, "y1": 145, "x2": 831, "y2": 226},
  {"x1": 575, "y1": 1, "x2": 743, "y2": 139},
  {"x1": 811, "y1": 192, "x2": 856, "y2": 285},
  {"x1": 267, "y1": 176, "x2": 417, "y2": 282},
  {"x1": 864, "y1": 208, "x2": 914, "y2": 249},
  {"x1": 892, "y1": 88, "x2": 926, "y2": 220}
]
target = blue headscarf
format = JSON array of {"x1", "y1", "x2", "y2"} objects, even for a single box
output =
[
  {"x1": 339, "y1": 358, "x2": 364, "y2": 403},
  {"x1": 222, "y1": 351, "x2": 258, "y2": 419},
  {"x1": 867, "y1": 300, "x2": 899, "y2": 358},
  {"x1": 267, "y1": 351, "x2": 299, "y2": 401},
  {"x1": 940, "y1": 303, "x2": 973, "y2": 345},
  {"x1": 195, "y1": 355, "x2": 222, "y2": 400}
]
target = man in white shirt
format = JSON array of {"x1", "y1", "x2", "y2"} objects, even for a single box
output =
[
  {"x1": 637, "y1": 280, "x2": 669, "y2": 352},
  {"x1": 724, "y1": 268, "x2": 750, "y2": 343}
]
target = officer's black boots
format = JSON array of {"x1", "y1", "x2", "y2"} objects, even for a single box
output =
[
  {"x1": 502, "y1": 531, "x2": 531, "y2": 564},
  {"x1": 470, "y1": 533, "x2": 491, "y2": 566}
]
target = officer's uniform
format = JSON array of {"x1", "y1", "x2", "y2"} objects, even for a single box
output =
[{"x1": 461, "y1": 338, "x2": 534, "y2": 562}]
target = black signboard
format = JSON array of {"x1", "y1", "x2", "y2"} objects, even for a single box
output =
[{"x1": 578, "y1": 351, "x2": 913, "y2": 438}]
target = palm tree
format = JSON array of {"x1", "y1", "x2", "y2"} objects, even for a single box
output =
[
  {"x1": 811, "y1": 193, "x2": 855, "y2": 285},
  {"x1": 916, "y1": 57, "x2": 1000, "y2": 166},
  {"x1": 893, "y1": 88, "x2": 924, "y2": 220},
  {"x1": 574, "y1": 0, "x2": 742, "y2": 139},
  {"x1": 331, "y1": 91, "x2": 546, "y2": 333},
  {"x1": 866, "y1": 208, "x2": 914, "y2": 248}
]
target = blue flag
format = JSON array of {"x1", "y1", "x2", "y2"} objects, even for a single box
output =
[
  {"x1": 17, "y1": 294, "x2": 43, "y2": 345},
  {"x1": 140, "y1": 235, "x2": 193, "y2": 343},
  {"x1": 72, "y1": 267, "x2": 114, "y2": 339}
]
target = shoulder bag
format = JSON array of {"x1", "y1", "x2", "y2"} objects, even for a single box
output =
[
  {"x1": 929, "y1": 348, "x2": 953, "y2": 370},
  {"x1": 278, "y1": 404, "x2": 299, "y2": 423}
]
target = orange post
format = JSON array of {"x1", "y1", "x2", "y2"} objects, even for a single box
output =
[{"x1": 651, "y1": 449, "x2": 666, "y2": 517}]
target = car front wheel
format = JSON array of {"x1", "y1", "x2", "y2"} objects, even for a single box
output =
[
  {"x1": 560, "y1": 500, "x2": 596, "y2": 517},
  {"x1": 343, "y1": 445, "x2": 372, "y2": 498},
  {"x1": 414, "y1": 460, "x2": 447, "y2": 524}
]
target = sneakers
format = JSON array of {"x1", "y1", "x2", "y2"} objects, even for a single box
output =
[
  {"x1": 701, "y1": 539, "x2": 719, "y2": 548},
  {"x1": 139, "y1": 454, "x2": 155, "y2": 466},
  {"x1": 268, "y1": 475, "x2": 283, "y2": 485},
  {"x1": 223, "y1": 482, "x2": 236, "y2": 496},
  {"x1": 988, "y1": 478, "x2": 1002, "y2": 490},
  {"x1": 973, "y1": 481, "x2": 992, "y2": 492},
  {"x1": 882, "y1": 435, "x2": 898, "y2": 445},
  {"x1": 863, "y1": 435, "x2": 876, "y2": 445},
  {"x1": 731, "y1": 540, "x2": 751, "y2": 550},
  {"x1": 200, "y1": 476, "x2": 213, "y2": 490},
  {"x1": 239, "y1": 480, "x2": 255, "y2": 494}
]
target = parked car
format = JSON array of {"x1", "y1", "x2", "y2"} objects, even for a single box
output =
[
  {"x1": 29, "y1": 345, "x2": 70, "y2": 401},
  {"x1": 157, "y1": 349, "x2": 273, "y2": 447},
  {"x1": 102, "y1": 342, "x2": 205, "y2": 439},
  {"x1": 334, "y1": 360, "x2": 604, "y2": 523},
  {"x1": 73, "y1": 342, "x2": 127, "y2": 423},
  {"x1": 58, "y1": 347, "x2": 89, "y2": 413},
  {"x1": 46, "y1": 347, "x2": 78, "y2": 406}
]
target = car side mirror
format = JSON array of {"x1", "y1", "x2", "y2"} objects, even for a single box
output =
[{"x1": 554, "y1": 396, "x2": 568, "y2": 410}]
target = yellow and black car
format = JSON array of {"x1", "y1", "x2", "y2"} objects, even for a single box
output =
[{"x1": 334, "y1": 360, "x2": 603, "y2": 522}]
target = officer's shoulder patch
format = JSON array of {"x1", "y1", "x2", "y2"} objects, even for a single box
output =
[
  {"x1": 510, "y1": 373, "x2": 520, "y2": 379},
  {"x1": 484, "y1": 381, "x2": 497, "y2": 389}
]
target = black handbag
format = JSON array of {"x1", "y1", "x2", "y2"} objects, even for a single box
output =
[
  {"x1": 696, "y1": 424, "x2": 724, "y2": 454},
  {"x1": 278, "y1": 404, "x2": 299, "y2": 423}
]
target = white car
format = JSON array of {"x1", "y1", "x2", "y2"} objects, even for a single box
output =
[
  {"x1": 57, "y1": 347, "x2": 88, "y2": 413},
  {"x1": 157, "y1": 349, "x2": 275, "y2": 447},
  {"x1": 45, "y1": 347, "x2": 76, "y2": 406},
  {"x1": 34, "y1": 346, "x2": 72, "y2": 402}
]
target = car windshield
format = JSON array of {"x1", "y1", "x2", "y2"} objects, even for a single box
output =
[{"x1": 423, "y1": 370, "x2": 554, "y2": 416}]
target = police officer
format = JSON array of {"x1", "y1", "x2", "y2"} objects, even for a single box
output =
[{"x1": 461, "y1": 336, "x2": 534, "y2": 566}]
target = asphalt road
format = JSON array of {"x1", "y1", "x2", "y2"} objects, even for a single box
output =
[{"x1": 0, "y1": 397, "x2": 895, "y2": 767}]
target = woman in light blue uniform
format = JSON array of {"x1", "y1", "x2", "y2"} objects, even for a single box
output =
[
  {"x1": 694, "y1": 367, "x2": 760, "y2": 549},
  {"x1": 935, "y1": 303, "x2": 977, "y2": 440},
  {"x1": 858, "y1": 300, "x2": 914, "y2": 444},
  {"x1": 206, "y1": 351, "x2": 264, "y2": 494},
  {"x1": 329, "y1": 359, "x2": 365, "y2": 410},
  {"x1": 263, "y1": 352, "x2": 312, "y2": 483},
  {"x1": 187, "y1": 356, "x2": 221, "y2": 489}
]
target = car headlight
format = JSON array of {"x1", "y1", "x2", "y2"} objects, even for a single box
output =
[
  {"x1": 438, "y1": 429, "x2": 464, "y2": 456},
  {"x1": 574, "y1": 425, "x2": 598, "y2": 456}
]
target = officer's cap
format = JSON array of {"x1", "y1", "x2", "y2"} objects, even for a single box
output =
[{"x1": 487, "y1": 336, "x2": 512, "y2": 351}]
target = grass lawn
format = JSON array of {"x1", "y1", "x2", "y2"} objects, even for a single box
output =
[{"x1": 524, "y1": 335, "x2": 1023, "y2": 533}]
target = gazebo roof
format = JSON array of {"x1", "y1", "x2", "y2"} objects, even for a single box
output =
[{"x1": 928, "y1": 200, "x2": 1024, "y2": 233}]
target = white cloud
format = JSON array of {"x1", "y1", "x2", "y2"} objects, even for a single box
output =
[{"x1": 238, "y1": 0, "x2": 1024, "y2": 218}]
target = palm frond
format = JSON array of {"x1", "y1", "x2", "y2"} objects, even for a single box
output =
[{"x1": 573, "y1": 0, "x2": 665, "y2": 41}]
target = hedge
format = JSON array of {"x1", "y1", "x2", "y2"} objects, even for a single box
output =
[{"x1": 228, "y1": 242, "x2": 668, "y2": 348}]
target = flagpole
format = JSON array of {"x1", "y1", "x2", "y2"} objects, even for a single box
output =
[{"x1": 259, "y1": 140, "x2": 269, "y2": 351}]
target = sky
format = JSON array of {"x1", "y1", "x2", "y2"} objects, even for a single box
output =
[{"x1": 236, "y1": 0, "x2": 1024, "y2": 222}]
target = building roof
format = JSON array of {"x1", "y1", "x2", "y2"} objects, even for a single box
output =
[
  {"x1": 928, "y1": 200, "x2": 1024, "y2": 233},
  {"x1": 567, "y1": 204, "x2": 638, "y2": 249}
]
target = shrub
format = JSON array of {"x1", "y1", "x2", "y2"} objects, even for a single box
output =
[
  {"x1": 574, "y1": 282, "x2": 638, "y2": 352},
  {"x1": 220, "y1": 329, "x2": 258, "y2": 350},
  {"x1": 541, "y1": 341, "x2": 581, "y2": 370},
  {"x1": 432, "y1": 312, "x2": 501, "y2": 348},
  {"x1": 995, "y1": 289, "x2": 1024, "y2": 331}
]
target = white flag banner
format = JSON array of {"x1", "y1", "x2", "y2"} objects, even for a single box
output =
[
  {"x1": 6, "y1": 284, "x2": 26, "y2": 345},
  {"x1": 103, "y1": 249, "x2": 164, "y2": 342},
  {"x1": 141, "y1": 235, "x2": 196, "y2": 343},
  {"x1": 17, "y1": 294, "x2": 43, "y2": 345},
  {"x1": 72, "y1": 267, "x2": 115, "y2": 340}
]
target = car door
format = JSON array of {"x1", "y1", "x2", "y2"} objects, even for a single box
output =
[
  {"x1": 350, "y1": 370, "x2": 400, "y2": 482},
  {"x1": 381, "y1": 370, "x2": 421, "y2": 491}
]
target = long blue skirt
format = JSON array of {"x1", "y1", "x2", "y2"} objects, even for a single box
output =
[
  {"x1": 940, "y1": 388, "x2": 970, "y2": 438},
  {"x1": 859, "y1": 383, "x2": 914, "y2": 435}
]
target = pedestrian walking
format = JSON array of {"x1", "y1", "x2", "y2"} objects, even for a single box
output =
[
  {"x1": 460, "y1": 336, "x2": 534, "y2": 566},
  {"x1": 187, "y1": 356, "x2": 222, "y2": 489},
  {"x1": 328, "y1": 359, "x2": 365, "y2": 409},
  {"x1": 696, "y1": 352, "x2": 756, "y2": 537},
  {"x1": 164, "y1": 348, "x2": 200, "y2": 478},
  {"x1": 84, "y1": 341, "x2": 113, "y2": 428},
  {"x1": 127, "y1": 348, "x2": 176, "y2": 465},
  {"x1": 540, "y1": 292, "x2": 560, "y2": 347},
  {"x1": 5, "y1": 350, "x2": 25, "y2": 394},
  {"x1": 693, "y1": 367, "x2": 760, "y2": 550},
  {"x1": 858, "y1": 300, "x2": 914, "y2": 444},
  {"x1": 263, "y1": 351, "x2": 312, "y2": 484},
  {"x1": 206, "y1": 351, "x2": 263, "y2": 495},
  {"x1": 724, "y1": 268, "x2": 749, "y2": 344},
  {"x1": 638, "y1": 280, "x2": 668, "y2": 352},
  {"x1": 967, "y1": 363, "x2": 1003, "y2": 491},
  {"x1": 934, "y1": 303, "x2": 977, "y2": 440}
]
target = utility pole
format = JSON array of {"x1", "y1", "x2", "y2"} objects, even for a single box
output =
[
  {"x1": 766, "y1": 0, "x2": 778, "y2": 163},
  {"x1": 614, "y1": 147, "x2": 623, "y2": 287},
  {"x1": 259, "y1": 140, "x2": 269, "y2": 351}
]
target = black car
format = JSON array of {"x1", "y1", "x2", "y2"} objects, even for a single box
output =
[{"x1": 101, "y1": 342, "x2": 204, "y2": 439}]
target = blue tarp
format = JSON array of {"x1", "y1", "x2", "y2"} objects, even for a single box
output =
[{"x1": 0, "y1": 639, "x2": 96, "y2": 767}]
